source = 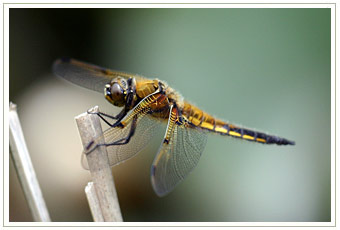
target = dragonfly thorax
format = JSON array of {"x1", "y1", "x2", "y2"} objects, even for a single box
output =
[{"x1": 135, "y1": 79, "x2": 160, "y2": 99}]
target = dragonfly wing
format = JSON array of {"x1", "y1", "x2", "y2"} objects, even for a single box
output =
[
  {"x1": 53, "y1": 58, "x2": 139, "y2": 93},
  {"x1": 151, "y1": 110, "x2": 208, "y2": 197},
  {"x1": 104, "y1": 114, "x2": 166, "y2": 166},
  {"x1": 83, "y1": 92, "x2": 170, "y2": 168},
  {"x1": 81, "y1": 114, "x2": 164, "y2": 169}
]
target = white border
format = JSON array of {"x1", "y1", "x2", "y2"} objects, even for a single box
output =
[
  {"x1": 2, "y1": 2, "x2": 336, "y2": 228},
  {"x1": 2, "y1": 3, "x2": 337, "y2": 8},
  {"x1": 3, "y1": 1, "x2": 9, "y2": 227}
]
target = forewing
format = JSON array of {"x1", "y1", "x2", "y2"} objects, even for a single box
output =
[
  {"x1": 151, "y1": 120, "x2": 208, "y2": 197},
  {"x1": 81, "y1": 114, "x2": 166, "y2": 169},
  {"x1": 82, "y1": 92, "x2": 170, "y2": 169},
  {"x1": 53, "y1": 58, "x2": 139, "y2": 92}
]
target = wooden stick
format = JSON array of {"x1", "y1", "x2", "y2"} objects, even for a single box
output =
[
  {"x1": 75, "y1": 106, "x2": 123, "y2": 222},
  {"x1": 9, "y1": 102, "x2": 51, "y2": 222},
  {"x1": 85, "y1": 182, "x2": 104, "y2": 222}
]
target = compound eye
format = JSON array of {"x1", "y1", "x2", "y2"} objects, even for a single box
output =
[{"x1": 110, "y1": 83, "x2": 125, "y2": 102}]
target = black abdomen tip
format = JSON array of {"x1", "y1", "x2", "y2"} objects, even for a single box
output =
[
  {"x1": 278, "y1": 138, "x2": 295, "y2": 145},
  {"x1": 267, "y1": 136, "x2": 295, "y2": 145},
  {"x1": 284, "y1": 139, "x2": 295, "y2": 145}
]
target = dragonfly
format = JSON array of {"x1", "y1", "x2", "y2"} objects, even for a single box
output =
[{"x1": 53, "y1": 58, "x2": 295, "y2": 197}]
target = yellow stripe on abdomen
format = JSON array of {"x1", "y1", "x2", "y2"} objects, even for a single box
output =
[
  {"x1": 242, "y1": 135, "x2": 255, "y2": 141},
  {"x1": 199, "y1": 116, "x2": 270, "y2": 145},
  {"x1": 181, "y1": 102, "x2": 295, "y2": 146},
  {"x1": 214, "y1": 119, "x2": 266, "y2": 144}
]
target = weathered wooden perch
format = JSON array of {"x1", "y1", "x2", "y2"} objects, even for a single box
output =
[
  {"x1": 9, "y1": 102, "x2": 51, "y2": 222},
  {"x1": 85, "y1": 182, "x2": 104, "y2": 222},
  {"x1": 75, "y1": 106, "x2": 123, "y2": 222}
]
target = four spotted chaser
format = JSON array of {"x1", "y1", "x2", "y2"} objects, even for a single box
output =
[{"x1": 53, "y1": 58, "x2": 295, "y2": 197}]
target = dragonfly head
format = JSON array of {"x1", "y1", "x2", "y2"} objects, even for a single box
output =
[{"x1": 104, "y1": 77, "x2": 128, "y2": 107}]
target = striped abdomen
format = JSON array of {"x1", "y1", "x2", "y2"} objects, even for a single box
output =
[{"x1": 181, "y1": 102, "x2": 295, "y2": 145}]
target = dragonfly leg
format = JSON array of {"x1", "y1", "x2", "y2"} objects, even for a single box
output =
[
  {"x1": 86, "y1": 115, "x2": 138, "y2": 154},
  {"x1": 104, "y1": 115, "x2": 138, "y2": 146},
  {"x1": 86, "y1": 92, "x2": 166, "y2": 154},
  {"x1": 87, "y1": 108, "x2": 127, "y2": 127}
]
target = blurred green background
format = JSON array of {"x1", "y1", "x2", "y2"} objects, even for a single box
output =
[{"x1": 9, "y1": 8, "x2": 331, "y2": 222}]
